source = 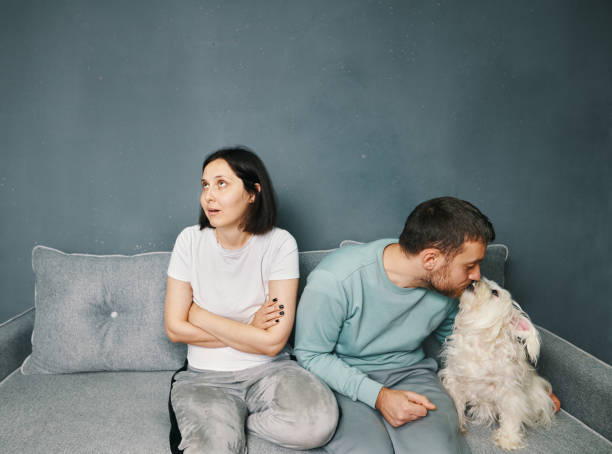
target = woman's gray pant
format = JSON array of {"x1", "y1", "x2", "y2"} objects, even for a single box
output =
[
  {"x1": 170, "y1": 359, "x2": 339, "y2": 454},
  {"x1": 323, "y1": 358, "x2": 471, "y2": 454}
]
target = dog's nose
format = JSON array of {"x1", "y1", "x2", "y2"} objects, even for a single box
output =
[{"x1": 466, "y1": 281, "x2": 475, "y2": 292}]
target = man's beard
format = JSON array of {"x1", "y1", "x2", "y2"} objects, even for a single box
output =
[{"x1": 425, "y1": 265, "x2": 469, "y2": 299}]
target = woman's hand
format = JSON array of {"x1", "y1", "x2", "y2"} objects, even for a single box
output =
[{"x1": 251, "y1": 298, "x2": 286, "y2": 330}]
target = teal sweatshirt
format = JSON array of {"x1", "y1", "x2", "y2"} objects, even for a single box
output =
[{"x1": 294, "y1": 239, "x2": 458, "y2": 409}]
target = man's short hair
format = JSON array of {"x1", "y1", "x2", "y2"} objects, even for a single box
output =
[{"x1": 399, "y1": 197, "x2": 495, "y2": 256}]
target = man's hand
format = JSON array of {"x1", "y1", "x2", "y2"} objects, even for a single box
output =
[
  {"x1": 250, "y1": 298, "x2": 285, "y2": 329},
  {"x1": 375, "y1": 387, "x2": 437, "y2": 427}
]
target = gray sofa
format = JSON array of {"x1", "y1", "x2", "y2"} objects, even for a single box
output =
[{"x1": 1, "y1": 243, "x2": 610, "y2": 453}]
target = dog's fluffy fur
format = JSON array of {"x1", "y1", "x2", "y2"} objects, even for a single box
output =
[{"x1": 439, "y1": 278, "x2": 555, "y2": 450}]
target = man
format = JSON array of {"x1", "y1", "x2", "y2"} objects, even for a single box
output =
[{"x1": 294, "y1": 197, "x2": 495, "y2": 453}]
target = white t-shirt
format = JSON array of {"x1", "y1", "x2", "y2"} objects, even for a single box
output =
[{"x1": 167, "y1": 225, "x2": 299, "y2": 371}]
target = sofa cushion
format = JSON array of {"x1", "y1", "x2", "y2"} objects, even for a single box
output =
[
  {"x1": 537, "y1": 327, "x2": 612, "y2": 441},
  {"x1": 0, "y1": 308, "x2": 33, "y2": 381},
  {"x1": 0, "y1": 368, "x2": 609, "y2": 454},
  {"x1": 297, "y1": 249, "x2": 337, "y2": 298},
  {"x1": 479, "y1": 244, "x2": 509, "y2": 287},
  {"x1": 22, "y1": 246, "x2": 186, "y2": 374},
  {"x1": 22, "y1": 246, "x2": 338, "y2": 375},
  {"x1": 20, "y1": 242, "x2": 508, "y2": 375},
  {"x1": 0, "y1": 369, "x2": 326, "y2": 454}
]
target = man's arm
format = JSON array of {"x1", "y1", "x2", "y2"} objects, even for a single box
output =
[
  {"x1": 294, "y1": 270, "x2": 385, "y2": 407},
  {"x1": 294, "y1": 269, "x2": 436, "y2": 426}
]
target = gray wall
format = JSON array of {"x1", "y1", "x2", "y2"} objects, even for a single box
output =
[{"x1": 1, "y1": 0, "x2": 610, "y2": 364}]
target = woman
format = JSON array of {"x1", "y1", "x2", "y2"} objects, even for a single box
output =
[{"x1": 164, "y1": 146, "x2": 338, "y2": 454}]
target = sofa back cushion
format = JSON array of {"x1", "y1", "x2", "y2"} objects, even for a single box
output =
[
  {"x1": 22, "y1": 246, "x2": 186, "y2": 374},
  {"x1": 297, "y1": 249, "x2": 338, "y2": 297},
  {"x1": 479, "y1": 244, "x2": 509, "y2": 287},
  {"x1": 22, "y1": 242, "x2": 507, "y2": 374}
]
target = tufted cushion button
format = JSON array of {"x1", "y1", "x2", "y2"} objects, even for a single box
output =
[{"x1": 110, "y1": 311, "x2": 118, "y2": 318}]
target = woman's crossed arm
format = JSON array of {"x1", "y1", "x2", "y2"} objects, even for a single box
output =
[{"x1": 186, "y1": 278, "x2": 298, "y2": 356}]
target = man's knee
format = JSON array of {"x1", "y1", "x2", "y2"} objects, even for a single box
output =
[
  {"x1": 324, "y1": 393, "x2": 393, "y2": 454},
  {"x1": 387, "y1": 397, "x2": 469, "y2": 454},
  {"x1": 399, "y1": 420, "x2": 470, "y2": 454},
  {"x1": 325, "y1": 426, "x2": 393, "y2": 454}
]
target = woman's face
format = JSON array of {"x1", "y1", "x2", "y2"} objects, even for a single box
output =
[{"x1": 200, "y1": 158, "x2": 255, "y2": 231}]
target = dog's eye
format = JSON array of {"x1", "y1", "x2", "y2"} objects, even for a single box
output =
[{"x1": 491, "y1": 289, "x2": 499, "y2": 297}]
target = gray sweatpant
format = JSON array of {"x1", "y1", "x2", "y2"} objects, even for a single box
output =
[
  {"x1": 323, "y1": 358, "x2": 471, "y2": 454},
  {"x1": 171, "y1": 358, "x2": 339, "y2": 454}
]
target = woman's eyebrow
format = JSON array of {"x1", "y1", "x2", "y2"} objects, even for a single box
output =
[{"x1": 202, "y1": 174, "x2": 230, "y2": 181}]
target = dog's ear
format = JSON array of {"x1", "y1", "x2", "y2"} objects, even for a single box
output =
[
  {"x1": 512, "y1": 312, "x2": 540, "y2": 363},
  {"x1": 513, "y1": 315, "x2": 532, "y2": 332}
]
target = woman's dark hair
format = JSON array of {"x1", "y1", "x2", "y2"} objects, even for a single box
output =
[
  {"x1": 399, "y1": 197, "x2": 495, "y2": 257},
  {"x1": 199, "y1": 146, "x2": 277, "y2": 234}
]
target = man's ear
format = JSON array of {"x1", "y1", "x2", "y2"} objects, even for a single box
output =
[{"x1": 421, "y1": 248, "x2": 442, "y2": 271}]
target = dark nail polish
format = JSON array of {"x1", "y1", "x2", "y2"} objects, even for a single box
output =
[
  {"x1": 275, "y1": 319, "x2": 279, "y2": 323},
  {"x1": 272, "y1": 298, "x2": 278, "y2": 302},
  {"x1": 279, "y1": 311, "x2": 284, "y2": 316},
  {"x1": 279, "y1": 305, "x2": 284, "y2": 309}
]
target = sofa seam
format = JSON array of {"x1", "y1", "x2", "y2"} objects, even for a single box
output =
[
  {"x1": 0, "y1": 306, "x2": 34, "y2": 329},
  {"x1": 0, "y1": 367, "x2": 22, "y2": 388},
  {"x1": 32, "y1": 244, "x2": 171, "y2": 259},
  {"x1": 497, "y1": 243, "x2": 509, "y2": 261},
  {"x1": 32, "y1": 244, "x2": 341, "y2": 258},
  {"x1": 301, "y1": 248, "x2": 338, "y2": 254},
  {"x1": 338, "y1": 240, "x2": 509, "y2": 260},
  {"x1": 559, "y1": 409, "x2": 612, "y2": 445},
  {"x1": 537, "y1": 326, "x2": 611, "y2": 369}
]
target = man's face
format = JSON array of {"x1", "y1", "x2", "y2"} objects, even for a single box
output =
[{"x1": 427, "y1": 240, "x2": 487, "y2": 298}]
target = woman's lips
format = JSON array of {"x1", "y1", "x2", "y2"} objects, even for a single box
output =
[{"x1": 207, "y1": 209, "x2": 220, "y2": 216}]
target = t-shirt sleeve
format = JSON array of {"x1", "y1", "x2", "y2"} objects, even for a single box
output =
[
  {"x1": 269, "y1": 230, "x2": 299, "y2": 280},
  {"x1": 167, "y1": 227, "x2": 193, "y2": 282}
]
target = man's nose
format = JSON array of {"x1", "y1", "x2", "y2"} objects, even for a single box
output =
[{"x1": 469, "y1": 264, "x2": 481, "y2": 281}]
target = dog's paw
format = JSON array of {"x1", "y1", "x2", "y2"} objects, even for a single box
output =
[{"x1": 493, "y1": 429, "x2": 525, "y2": 451}]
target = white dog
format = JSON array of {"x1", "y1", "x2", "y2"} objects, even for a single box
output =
[{"x1": 439, "y1": 278, "x2": 556, "y2": 450}]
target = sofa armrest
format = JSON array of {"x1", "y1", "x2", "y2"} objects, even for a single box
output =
[
  {"x1": 537, "y1": 326, "x2": 612, "y2": 441},
  {"x1": 0, "y1": 308, "x2": 34, "y2": 382}
]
